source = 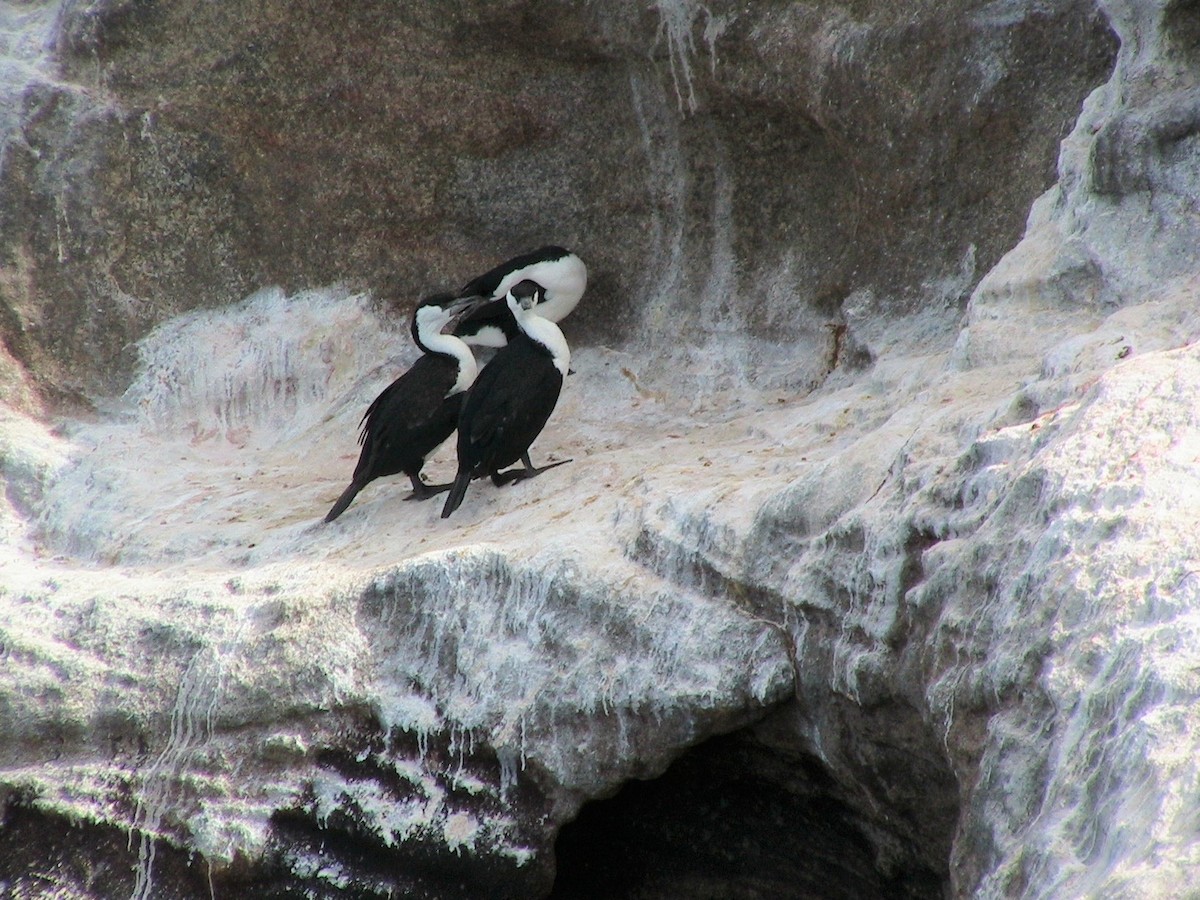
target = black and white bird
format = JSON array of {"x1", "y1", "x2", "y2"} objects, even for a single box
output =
[
  {"x1": 453, "y1": 246, "x2": 587, "y2": 348},
  {"x1": 325, "y1": 293, "x2": 484, "y2": 523},
  {"x1": 441, "y1": 279, "x2": 572, "y2": 519}
]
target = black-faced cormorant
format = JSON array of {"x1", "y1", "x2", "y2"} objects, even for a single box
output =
[
  {"x1": 441, "y1": 279, "x2": 572, "y2": 519},
  {"x1": 453, "y1": 246, "x2": 587, "y2": 348},
  {"x1": 325, "y1": 293, "x2": 484, "y2": 522}
]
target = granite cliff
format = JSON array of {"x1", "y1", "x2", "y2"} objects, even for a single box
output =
[{"x1": 2, "y1": 0, "x2": 1199, "y2": 897}]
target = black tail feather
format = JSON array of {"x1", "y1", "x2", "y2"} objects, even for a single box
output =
[
  {"x1": 440, "y1": 467, "x2": 472, "y2": 519},
  {"x1": 324, "y1": 481, "x2": 363, "y2": 523}
]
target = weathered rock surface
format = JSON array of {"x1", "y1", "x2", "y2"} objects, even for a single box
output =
[
  {"x1": 2, "y1": 0, "x2": 1200, "y2": 897},
  {"x1": 2, "y1": 0, "x2": 1114, "y2": 403}
]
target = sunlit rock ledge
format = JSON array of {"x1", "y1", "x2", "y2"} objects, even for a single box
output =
[
  {"x1": 5, "y1": 276, "x2": 1200, "y2": 897},
  {"x1": 4, "y1": 0, "x2": 1200, "y2": 897}
]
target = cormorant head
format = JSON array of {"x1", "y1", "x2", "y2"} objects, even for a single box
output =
[
  {"x1": 412, "y1": 293, "x2": 491, "y2": 349},
  {"x1": 505, "y1": 279, "x2": 546, "y2": 315}
]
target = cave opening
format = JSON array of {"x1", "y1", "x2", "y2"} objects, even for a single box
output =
[{"x1": 549, "y1": 724, "x2": 954, "y2": 900}]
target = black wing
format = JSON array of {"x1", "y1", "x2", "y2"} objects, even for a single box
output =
[
  {"x1": 458, "y1": 341, "x2": 563, "y2": 474},
  {"x1": 352, "y1": 355, "x2": 461, "y2": 481},
  {"x1": 452, "y1": 297, "x2": 520, "y2": 343},
  {"x1": 456, "y1": 245, "x2": 571, "y2": 300}
]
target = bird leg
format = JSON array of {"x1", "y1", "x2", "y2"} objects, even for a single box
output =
[
  {"x1": 403, "y1": 473, "x2": 454, "y2": 501},
  {"x1": 490, "y1": 455, "x2": 572, "y2": 487}
]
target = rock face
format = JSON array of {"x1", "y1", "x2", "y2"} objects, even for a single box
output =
[
  {"x1": 2, "y1": 0, "x2": 1114, "y2": 402},
  {"x1": 3, "y1": 0, "x2": 1200, "y2": 897}
]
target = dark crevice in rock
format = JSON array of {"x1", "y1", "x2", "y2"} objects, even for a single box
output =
[
  {"x1": 549, "y1": 726, "x2": 953, "y2": 900},
  {"x1": 262, "y1": 794, "x2": 552, "y2": 899},
  {"x1": 0, "y1": 800, "x2": 212, "y2": 900},
  {"x1": 256, "y1": 718, "x2": 556, "y2": 899},
  {"x1": 1163, "y1": 0, "x2": 1200, "y2": 63},
  {"x1": 262, "y1": 806, "x2": 550, "y2": 900}
]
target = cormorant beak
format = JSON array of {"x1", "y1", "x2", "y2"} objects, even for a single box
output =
[
  {"x1": 508, "y1": 291, "x2": 539, "y2": 312},
  {"x1": 440, "y1": 295, "x2": 493, "y2": 333}
]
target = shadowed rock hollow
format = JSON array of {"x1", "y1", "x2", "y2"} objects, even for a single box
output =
[{"x1": 4, "y1": 0, "x2": 1200, "y2": 897}]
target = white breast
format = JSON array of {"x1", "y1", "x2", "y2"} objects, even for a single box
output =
[
  {"x1": 517, "y1": 311, "x2": 571, "y2": 378},
  {"x1": 419, "y1": 330, "x2": 480, "y2": 395}
]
